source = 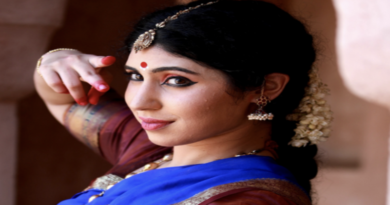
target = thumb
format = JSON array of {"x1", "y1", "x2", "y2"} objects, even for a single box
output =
[{"x1": 88, "y1": 55, "x2": 116, "y2": 68}]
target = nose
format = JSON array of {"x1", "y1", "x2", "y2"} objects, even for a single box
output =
[{"x1": 126, "y1": 80, "x2": 162, "y2": 111}]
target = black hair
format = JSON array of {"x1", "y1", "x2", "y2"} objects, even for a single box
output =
[{"x1": 123, "y1": 0, "x2": 318, "y2": 194}]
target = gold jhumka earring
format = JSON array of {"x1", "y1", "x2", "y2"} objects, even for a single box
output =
[{"x1": 247, "y1": 86, "x2": 274, "y2": 121}]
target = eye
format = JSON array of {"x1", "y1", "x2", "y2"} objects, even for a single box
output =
[
  {"x1": 162, "y1": 76, "x2": 196, "y2": 87},
  {"x1": 126, "y1": 72, "x2": 143, "y2": 81}
]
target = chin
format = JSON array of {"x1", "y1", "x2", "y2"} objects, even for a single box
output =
[
  {"x1": 147, "y1": 134, "x2": 179, "y2": 147},
  {"x1": 147, "y1": 133, "x2": 192, "y2": 147}
]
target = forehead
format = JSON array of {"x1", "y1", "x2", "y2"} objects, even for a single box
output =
[
  {"x1": 126, "y1": 46, "x2": 199, "y2": 69},
  {"x1": 125, "y1": 45, "x2": 230, "y2": 84}
]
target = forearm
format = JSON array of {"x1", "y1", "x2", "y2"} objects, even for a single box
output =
[
  {"x1": 34, "y1": 70, "x2": 75, "y2": 124},
  {"x1": 64, "y1": 89, "x2": 127, "y2": 154}
]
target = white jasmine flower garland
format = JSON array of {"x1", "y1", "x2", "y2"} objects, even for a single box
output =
[{"x1": 286, "y1": 67, "x2": 333, "y2": 147}]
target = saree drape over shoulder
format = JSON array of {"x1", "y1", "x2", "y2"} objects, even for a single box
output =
[{"x1": 59, "y1": 91, "x2": 311, "y2": 205}]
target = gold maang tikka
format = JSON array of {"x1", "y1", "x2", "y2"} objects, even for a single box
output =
[{"x1": 133, "y1": 1, "x2": 219, "y2": 53}]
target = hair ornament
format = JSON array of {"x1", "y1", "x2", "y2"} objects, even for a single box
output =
[
  {"x1": 133, "y1": 1, "x2": 219, "y2": 53},
  {"x1": 286, "y1": 67, "x2": 333, "y2": 147}
]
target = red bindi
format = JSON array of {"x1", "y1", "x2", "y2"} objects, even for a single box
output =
[{"x1": 140, "y1": 62, "x2": 148, "y2": 69}]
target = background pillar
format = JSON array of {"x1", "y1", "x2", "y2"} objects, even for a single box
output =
[
  {"x1": 331, "y1": 0, "x2": 390, "y2": 203},
  {"x1": 0, "y1": 103, "x2": 17, "y2": 205},
  {"x1": 0, "y1": 0, "x2": 67, "y2": 204}
]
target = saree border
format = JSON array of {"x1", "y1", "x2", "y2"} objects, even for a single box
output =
[{"x1": 174, "y1": 178, "x2": 311, "y2": 205}]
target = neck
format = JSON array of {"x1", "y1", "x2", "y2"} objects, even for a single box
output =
[{"x1": 165, "y1": 121, "x2": 273, "y2": 167}]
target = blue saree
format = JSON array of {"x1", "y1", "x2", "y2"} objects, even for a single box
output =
[{"x1": 58, "y1": 155, "x2": 310, "y2": 205}]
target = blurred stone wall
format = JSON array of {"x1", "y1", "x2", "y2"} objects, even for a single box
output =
[
  {"x1": 0, "y1": 1, "x2": 67, "y2": 204},
  {"x1": 330, "y1": 0, "x2": 390, "y2": 204}
]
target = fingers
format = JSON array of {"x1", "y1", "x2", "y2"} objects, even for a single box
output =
[
  {"x1": 38, "y1": 52, "x2": 116, "y2": 106},
  {"x1": 87, "y1": 87, "x2": 106, "y2": 105},
  {"x1": 39, "y1": 66, "x2": 69, "y2": 94},
  {"x1": 86, "y1": 69, "x2": 114, "y2": 105},
  {"x1": 102, "y1": 56, "x2": 116, "y2": 66},
  {"x1": 57, "y1": 68, "x2": 88, "y2": 105},
  {"x1": 88, "y1": 55, "x2": 116, "y2": 68},
  {"x1": 73, "y1": 62, "x2": 110, "y2": 92}
]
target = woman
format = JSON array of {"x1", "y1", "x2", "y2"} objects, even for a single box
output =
[{"x1": 34, "y1": 0, "x2": 331, "y2": 204}]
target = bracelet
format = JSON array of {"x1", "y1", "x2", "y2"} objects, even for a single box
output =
[{"x1": 36, "y1": 48, "x2": 78, "y2": 76}]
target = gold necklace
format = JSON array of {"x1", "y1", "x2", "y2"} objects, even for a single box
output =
[
  {"x1": 88, "y1": 153, "x2": 173, "y2": 203},
  {"x1": 88, "y1": 149, "x2": 267, "y2": 203},
  {"x1": 124, "y1": 153, "x2": 173, "y2": 178}
]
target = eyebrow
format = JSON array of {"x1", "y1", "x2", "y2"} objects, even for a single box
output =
[{"x1": 125, "y1": 66, "x2": 199, "y2": 75}]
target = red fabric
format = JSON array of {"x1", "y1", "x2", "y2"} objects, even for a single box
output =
[
  {"x1": 98, "y1": 108, "x2": 171, "y2": 177},
  {"x1": 208, "y1": 189, "x2": 298, "y2": 205}
]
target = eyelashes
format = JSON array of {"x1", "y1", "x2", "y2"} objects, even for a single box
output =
[
  {"x1": 162, "y1": 76, "x2": 197, "y2": 87},
  {"x1": 126, "y1": 72, "x2": 143, "y2": 81},
  {"x1": 125, "y1": 72, "x2": 197, "y2": 87}
]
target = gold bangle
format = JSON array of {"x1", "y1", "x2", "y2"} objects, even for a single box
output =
[{"x1": 36, "y1": 48, "x2": 78, "y2": 75}]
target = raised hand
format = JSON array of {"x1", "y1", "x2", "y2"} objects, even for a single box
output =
[{"x1": 37, "y1": 49, "x2": 115, "y2": 105}]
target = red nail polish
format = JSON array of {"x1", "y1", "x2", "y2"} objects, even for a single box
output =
[
  {"x1": 98, "y1": 84, "x2": 107, "y2": 90},
  {"x1": 92, "y1": 81, "x2": 110, "y2": 92},
  {"x1": 76, "y1": 97, "x2": 88, "y2": 106},
  {"x1": 89, "y1": 97, "x2": 98, "y2": 105},
  {"x1": 76, "y1": 100, "x2": 88, "y2": 106},
  {"x1": 102, "y1": 56, "x2": 116, "y2": 65}
]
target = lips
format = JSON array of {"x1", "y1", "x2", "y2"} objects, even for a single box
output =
[{"x1": 139, "y1": 117, "x2": 173, "y2": 131}]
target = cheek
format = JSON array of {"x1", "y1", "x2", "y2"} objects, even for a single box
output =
[
  {"x1": 124, "y1": 82, "x2": 142, "y2": 113},
  {"x1": 169, "y1": 87, "x2": 225, "y2": 116},
  {"x1": 124, "y1": 80, "x2": 249, "y2": 146},
  {"x1": 124, "y1": 83, "x2": 134, "y2": 107},
  {"x1": 168, "y1": 87, "x2": 247, "y2": 141}
]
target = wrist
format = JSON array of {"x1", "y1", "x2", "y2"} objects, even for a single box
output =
[{"x1": 36, "y1": 48, "x2": 79, "y2": 76}]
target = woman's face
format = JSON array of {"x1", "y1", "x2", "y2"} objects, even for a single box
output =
[{"x1": 124, "y1": 46, "x2": 253, "y2": 147}]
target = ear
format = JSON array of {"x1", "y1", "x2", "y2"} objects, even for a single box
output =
[{"x1": 250, "y1": 73, "x2": 290, "y2": 103}]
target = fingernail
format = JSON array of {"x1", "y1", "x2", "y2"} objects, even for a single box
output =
[
  {"x1": 76, "y1": 98, "x2": 88, "y2": 106},
  {"x1": 98, "y1": 84, "x2": 107, "y2": 91},
  {"x1": 93, "y1": 82, "x2": 109, "y2": 92},
  {"x1": 89, "y1": 98, "x2": 98, "y2": 105},
  {"x1": 88, "y1": 95, "x2": 98, "y2": 105},
  {"x1": 102, "y1": 56, "x2": 116, "y2": 65},
  {"x1": 77, "y1": 101, "x2": 88, "y2": 106}
]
